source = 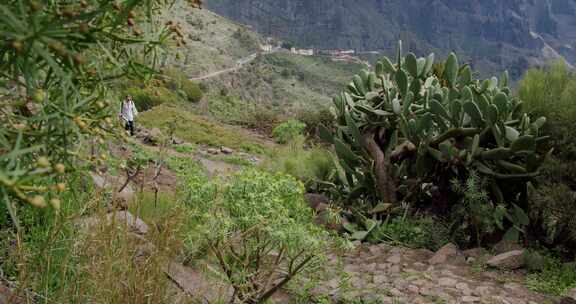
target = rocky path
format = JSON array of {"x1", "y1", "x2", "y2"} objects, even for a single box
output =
[
  {"x1": 100, "y1": 129, "x2": 564, "y2": 304},
  {"x1": 309, "y1": 243, "x2": 554, "y2": 304}
]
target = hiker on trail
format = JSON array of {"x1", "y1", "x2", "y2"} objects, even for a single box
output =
[{"x1": 120, "y1": 95, "x2": 138, "y2": 136}]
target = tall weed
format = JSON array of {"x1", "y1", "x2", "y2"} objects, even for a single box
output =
[{"x1": 1, "y1": 172, "x2": 188, "y2": 303}]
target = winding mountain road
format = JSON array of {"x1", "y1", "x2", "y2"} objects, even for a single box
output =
[{"x1": 189, "y1": 47, "x2": 280, "y2": 81}]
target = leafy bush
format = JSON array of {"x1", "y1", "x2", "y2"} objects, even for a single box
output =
[
  {"x1": 450, "y1": 171, "x2": 528, "y2": 246},
  {"x1": 262, "y1": 137, "x2": 334, "y2": 190},
  {"x1": 207, "y1": 94, "x2": 261, "y2": 125},
  {"x1": 519, "y1": 60, "x2": 576, "y2": 159},
  {"x1": 281, "y1": 41, "x2": 294, "y2": 49},
  {"x1": 181, "y1": 79, "x2": 203, "y2": 102},
  {"x1": 369, "y1": 216, "x2": 450, "y2": 251},
  {"x1": 164, "y1": 68, "x2": 203, "y2": 103},
  {"x1": 231, "y1": 28, "x2": 259, "y2": 50},
  {"x1": 184, "y1": 169, "x2": 328, "y2": 303},
  {"x1": 272, "y1": 119, "x2": 306, "y2": 144},
  {"x1": 340, "y1": 212, "x2": 450, "y2": 251},
  {"x1": 528, "y1": 179, "x2": 576, "y2": 246},
  {"x1": 526, "y1": 252, "x2": 576, "y2": 296},
  {"x1": 123, "y1": 86, "x2": 179, "y2": 111},
  {"x1": 244, "y1": 108, "x2": 281, "y2": 134},
  {"x1": 296, "y1": 107, "x2": 335, "y2": 138},
  {"x1": 518, "y1": 61, "x2": 576, "y2": 250}
]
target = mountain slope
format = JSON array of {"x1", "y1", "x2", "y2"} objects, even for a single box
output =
[
  {"x1": 144, "y1": 1, "x2": 363, "y2": 135},
  {"x1": 206, "y1": 0, "x2": 576, "y2": 79},
  {"x1": 159, "y1": 0, "x2": 262, "y2": 77}
]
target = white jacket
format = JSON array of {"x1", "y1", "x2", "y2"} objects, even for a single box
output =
[{"x1": 120, "y1": 100, "x2": 138, "y2": 122}]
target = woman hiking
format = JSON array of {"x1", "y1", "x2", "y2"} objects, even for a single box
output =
[{"x1": 119, "y1": 95, "x2": 138, "y2": 136}]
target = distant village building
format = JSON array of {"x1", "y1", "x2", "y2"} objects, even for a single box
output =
[
  {"x1": 324, "y1": 49, "x2": 356, "y2": 56},
  {"x1": 260, "y1": 44, "x2": 274, "y2": 53},
  {"x1": 338, "y1": 50, "x2": 356, "y2": 56},
  {"x1": 357, "y1": 51, "x2": 381, "y2": 55},
  {"x1": 290, "y1": 47, "x2": 314, "y2": 56}
]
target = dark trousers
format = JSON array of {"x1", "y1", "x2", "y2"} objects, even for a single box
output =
[{"x1": 124, "y1": 120, "x2": 134, "y2": 136}]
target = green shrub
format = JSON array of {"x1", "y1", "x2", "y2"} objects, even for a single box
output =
[
  {"x1": 272, "y1": 119, "x2": 306, "y2": 144},
  {"x1": 163, "y1": 68, "x2": 204, "y2": 103},
  {"x1": 231, "y1": 28, "x2": 259, "y2": 50},
  {"x1": 518, "y1": 60, "x2": 576, "y2": 159},
  {"x1": 184, "y1": 169, "x2": 328, "y2": 303},
  {"x1": 528, "y1": 179, "x2": 576, "y2": 245},
  {"x1": 526, "y1": 252, "x2": 576, "y2": 296},
  {"x1": 262, "y1": 138, "x2": 334, "y2": 190},
  {"x1": 244, "y1": 108, "x2": 281, "y2": 133},
  {"x1": 450, "y1": 171, "x2": 508, "y2": 246},
  {"x1": 198, "y1": 82, "x2": 209, "y2": 93},
  {"x1": 518, "y1": 61, "x2": 576, "y2": 250},
  {"x1": 296, "y1": 107, "x2": 335, "y2": 138},
  {"x1": 207, "y1": 95, "x2": 255, "y2": 125},
  {"x1": 123, "y1": 86, "x2": 179, "y2": 111},
  {"x1": 181, "y1": 80, "x2": 203, "y2": 103},
  {"x1": 369, "y1": 216, "x2": 450, "y2": 251}
]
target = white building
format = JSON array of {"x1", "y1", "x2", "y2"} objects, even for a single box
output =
[
  {"x1": 260, "y1": 44, "x2": 273, "y2": 53},
  {"x1": 290, "y1": 47, "x2": 314, "y2": 56}
]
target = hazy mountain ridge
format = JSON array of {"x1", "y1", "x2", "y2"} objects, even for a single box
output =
[{"x1": 206, "y1": 0, "x2": 576, "y2": 78}]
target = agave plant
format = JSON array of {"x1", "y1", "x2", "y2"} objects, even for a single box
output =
[{"x1": 321, "y1": 42, "x2": 550, "y2": 210}]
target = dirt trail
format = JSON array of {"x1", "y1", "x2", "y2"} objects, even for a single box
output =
[
  {"x1": 189, "y1": 53, "x2": 258, "y2": 81},
  {"x1": 189, "y1": 47, "x2": 281, "y2": 81}
]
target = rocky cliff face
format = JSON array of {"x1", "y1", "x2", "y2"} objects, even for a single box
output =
[{"x1": 206, "y1": 0, "x2": 576, "y2": 78}]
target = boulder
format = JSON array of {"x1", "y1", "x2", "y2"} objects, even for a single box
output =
[
  {"x1": 89, "y1": 172, "x2": 135, "y2": 204},
  {"x1": 116, "y1": 183, "x2": 135, "y2": 203},
  {"x1": 567, "y1": 287, "x2": 576, "y2": 301},
  {"x1": 134, "y1": 239, "x2": 157, "y2": 260},
  {"x1": 207, "y1": 148, "x2": 219, "y2": 155},
  {"x1": 463, "y1": 247, "x2": 489, "y2": 259},
  {"x1": 429, "y1": 243, "x2": 465, "y2": 265},
  {"x1": 165, "y1": 262, "x2": 233, "y2": 303},
  {"x1": 90, "y1": 172, "x2": 109, "y2": 190},
  {"x1": 171, "y1": 137, "x2": 184, "y2": 145},
  {"x1": 304, "y1": 193, "x2": 330, "y2": 212},
  {"x1": 78, "y1": 211, "x2": 149, "y2": 235},
  {"x1": 463, "y1": 247, "x2": 489, "y2": 264},
  {"x1": 486, "y1": 250, "x2": 525, "y2": 270},
  {"x1": 110, "y1": 211, "x2": 149, "y2": 235},
  {"x1": 560, "y1": 297, "x2": 576, "y2": 304},
  {"x1": 220, "y1": 146, "x2": 234, "y2": 155},
  {"x1": 493, "y1": 239, "x2": 523, "y2": 254},
  {"x1": 135, "y1": 126, "x2": 149, "y2": 139},
  {"x1": 143, "y1": 128, "x2": 164, "y2": 145},
  {"x1": 0, "y1": 282, "x2": 24, "y2": 304}
]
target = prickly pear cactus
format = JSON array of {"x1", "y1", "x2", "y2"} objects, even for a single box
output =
[{"x1": 321, "y1": 42, "x2": 550, "y2": 206}]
